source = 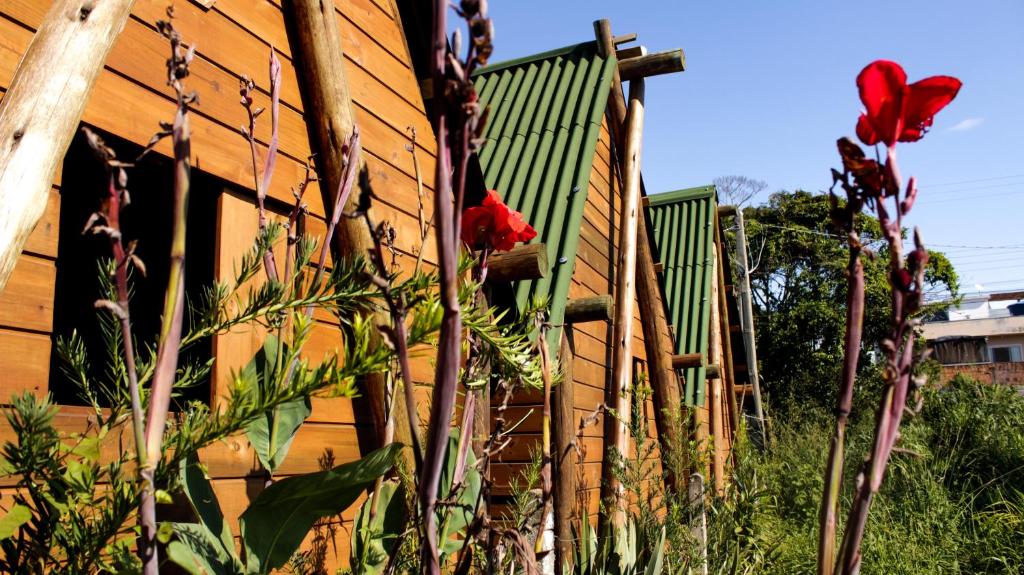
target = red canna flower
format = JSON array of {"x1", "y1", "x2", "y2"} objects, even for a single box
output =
[
  {"x1": 856, "y1": 60, "x2": 962, "y2": 147},
  {"x1": 461, "y1": 189, "x2": 537, "y2": 252}
]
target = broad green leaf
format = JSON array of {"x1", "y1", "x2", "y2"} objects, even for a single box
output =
[
  {"x1": 180, "y1": 455, "x2": 236, "y2": 553},
  {"x1": 240, "y1": 443, "x2": 401, "y2": 574},
  {"x1": 642, "y1": 527, "x2": 666, "y2": 575},
  {"x1": 167, "y1": 523, "x2": 243, "y2": 575},
  {"x1": 350, "y1": 480, "x2": 406, "y2": 575},
  {"x1": 70, "y1": 436, "x2": 102, "y2": 462},
  {"x1": 436, "y1": 428, "x2": 481, "y2": 561},
  {"x1": 0, "y1": 504, "x2": 31, "y2": 539},
  {"x1": 243, "y1": 335, "x2": 312, "y2": 474}
]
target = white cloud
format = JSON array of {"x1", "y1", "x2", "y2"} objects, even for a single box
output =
[{"x1": 948, "y1": 117, "x2": 984, "y2": 132}]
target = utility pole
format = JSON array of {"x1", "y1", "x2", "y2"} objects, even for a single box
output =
[{"x1": 732, "y1": 209, "x2": 766, "y2": 443}]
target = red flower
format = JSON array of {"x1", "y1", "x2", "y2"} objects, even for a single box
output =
[
  {"x1": 855, "y1": 60, "x2": 961, "y2": 147},
  {"x1": 461, "y1": 189, "x2": 537, "y2": 252}
]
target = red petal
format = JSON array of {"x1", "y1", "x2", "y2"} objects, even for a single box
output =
[
  {"x1": 856, "y1": 114, "x2": 880, "y2": 146},
  {"x1": 857, "y1": 60, "x2": 907, "y2": 147},
  {"x1": 482, "y1": 189, "x2": 503, "y2": 206},
  {"x1": 460, "y1": 207, "x2": 493, "y2": 248},
  {"x1": 899, "y1": 75, "x2": 962, "y2": 142}
]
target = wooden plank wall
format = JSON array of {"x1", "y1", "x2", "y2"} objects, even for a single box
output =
[
  {"x1": 0, "y1": 0, "x2": 435, "y2": 570},
  {"x1": 568, "y1": 115, "x2": 663, "y2": 526}
]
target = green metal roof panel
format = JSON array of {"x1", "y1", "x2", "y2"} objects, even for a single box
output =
[
  {"x1": 473, "y1": 42, "x2": 615, "y2": 343},
  {"x1": 649, "y1": 186, "x2": 718, "y2": 406}
]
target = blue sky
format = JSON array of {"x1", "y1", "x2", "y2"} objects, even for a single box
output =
[{"x1": 475, "y1": 1, "x2": 1024, "y2": 296}]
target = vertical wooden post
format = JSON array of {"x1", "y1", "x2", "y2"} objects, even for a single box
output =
[
  {"x1": 602, "y1": 78, "x2": 645, "y2": 528},
  {"x1": 688, "y1": 473, "x2": 709, "y2": 575},
  {"x1": 733, "y1": 209, "x2": 766, "y2": 441},
  {"x1": 283, "y1": 0, "x2": 413, "y2": 452},
  {"x1": 714, "y1": 214, "x2": 741, "y2": 439},
  {"x1": 595, "y1": 18, "x2": 687, "y2": 497},
  {"x1": 0, "y1": 0, "x2": 137, "y2": 293},
  {"x1": 553, "y1": 333, "x2": 578, "y2": 571},
  {"x1": 707, "y1": 248, "x2": 726, "y2": 493}
]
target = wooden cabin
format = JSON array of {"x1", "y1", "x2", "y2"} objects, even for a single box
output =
[{"x1": 0, "y1": 2, "x2": 748, "y2": 569}]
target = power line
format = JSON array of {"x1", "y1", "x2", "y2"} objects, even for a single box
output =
[
  {"x1": 921, "y1": 188, "x2": 1024, "y2": 203},
  {"x1": 921, "y1": 181, "x2": 1024, "y2": 196},
  {"x1": 753, "y1": 223, "x2": 1024, "y2": 251},
  {"x1": 922, "y1": 174, "x2": 1024, "y2": 188}
]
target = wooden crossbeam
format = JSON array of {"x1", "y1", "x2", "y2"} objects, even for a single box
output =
[
  {"x1": 619, "y1": 49, "x2": 686, "y2": 81},
  {"x1": 485, "y1": 242, "x2": 548, "y2": 283},
  {"x1": 564, "y1": 295, "x2": 614, "y2": 323}
]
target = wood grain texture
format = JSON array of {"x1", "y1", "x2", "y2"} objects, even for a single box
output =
[
  {"x1": 0, "y1": 0, "x2": 136, "y2": 293},
  {"x1": 0, "y1": 328, "x2": 50, "y2": 397}
]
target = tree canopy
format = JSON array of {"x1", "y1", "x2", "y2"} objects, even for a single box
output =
[{"x1": 740, "y1": 190, "x2": 958, "y2": 413}]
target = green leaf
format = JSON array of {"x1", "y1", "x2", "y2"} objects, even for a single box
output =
[
  {"x1": 0, "y1": 504, "x2": 31, "y2": 539},
  {"x1": 180, "y1": 455, "x2": 236, "y2": 553},
  {"x1": 240, "y1": 443, "x2": 401, "y2": 574},
  {"x1": 167, "y1": 523, "x2": 243, "y2": 575},
  {"x1": 436, "y1": 428, "x2": 481, "y2": 561},
  {"x1": 350, "y1": 480, "x2": 406, "y2": 575},
  {"x1": 243, "y1": 335, "x2": 312, "y2": 474},
  {"x1": 642, "y1": 527, "x2": 665, "y2": 575},
  {"x1": 155, "y1": 489, "x2": 174, "y2": 505}
]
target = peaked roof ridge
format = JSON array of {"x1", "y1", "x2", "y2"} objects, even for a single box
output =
[
  {"x1": 648, "y1": 185, "x2": 719, "y2": 406},
  {"x1": 472, "y1": 40, "x2": 601, "y2": 77},
  {"x1": 649, "y1": 185, "x2": 716, "y2": 206}
]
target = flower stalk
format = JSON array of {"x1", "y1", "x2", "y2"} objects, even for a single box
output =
[
  {"x1": 418, "y1": 2, "x2": 493, "y2": 573},
  {"x1": 817, "y1": 60, "x2": 960, "y2": 575}
]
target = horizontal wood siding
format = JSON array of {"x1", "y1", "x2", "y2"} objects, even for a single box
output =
[{"x1": 0, "y1": 0, "x2": 431, "y2": 570}]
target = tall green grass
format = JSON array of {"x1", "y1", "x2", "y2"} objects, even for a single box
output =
[{"x1": 730, "y1": 376, "x2": 1024, "y2": 574}]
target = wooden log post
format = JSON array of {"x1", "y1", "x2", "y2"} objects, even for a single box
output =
[
  {"x1": 0, "y1": 0, "x2": 137, "y2": 294},
  {"x1": 564, "y1": 295, "x2": 614, "y2": 324},
  {"x1": 618, "y1": 49, "x2": 686, "y2": 82},
  {"x1": 283, "y1": 0, "x2": 413, "y2": 453},
  {"x1": 732, "y1": 209, "x2": 766, "y2": 441},
  {"x1": 600, "y1": 77, "x2": 645, "y2": 529},
  {"x1": 714, "y1": 215, "x2": 741, "y2": 438},
  {"x1": 673, "y1": 353, "x2": 706, "y2": 369},
  {"x1": 707, "y1": 252, "x2": 726, "y2": 494},
  {"x1": 596, "y1": 19, "x2": 689, "y2": 501},
  {"x1": 552, "y1": 333, "x2": 578, "y2": 571},
  {"x1": 485, "y1": 242, "x2": 548, "y2": 283}
]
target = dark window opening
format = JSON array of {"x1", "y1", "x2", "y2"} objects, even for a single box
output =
[{"x1": 50, "y1": 128, "x2": 219, "y2": 406}]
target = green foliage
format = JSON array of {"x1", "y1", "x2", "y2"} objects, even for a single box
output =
[
  {"x1": 735, "y1": 376, "x2": 1024, "y2": 574},
  {"x1": 241, "y1": 334, "x2": 312, "y2": 475},
  {"x1": 350, "y1": 480, "x2": 406, "y2": 575},
  {"x1": 743, "y1": 190, "x2": 958, "y2": 413},
  {"x1": 168, "y1": 444, "x2": 401, "y2": 575},
  {"x1": 0, "y1": 393, "x2": 142, "y2": 574}
]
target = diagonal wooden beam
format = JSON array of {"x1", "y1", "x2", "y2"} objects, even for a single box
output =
[
  {"x1": 0, "y1": 0, "x2": 137, "y2": 294},
  {"x1": 595, "y1": 19, "x2": 687, "y2": 498},
  {"x1": 283, "y1": 0, "x2": 414, "y2": 458}
]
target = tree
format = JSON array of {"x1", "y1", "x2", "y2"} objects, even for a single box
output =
[
  {"x1": 742, "y1": 190, "x2": 958, "y2": 413},
  {"x1": 714, "y1": 175, "x2": 768, "y2": 207}
]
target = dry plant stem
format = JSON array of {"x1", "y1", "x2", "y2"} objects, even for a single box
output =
[
  {"x1": 817, "y1": 218, "x2": 865, "y2": 575},
  {"x1": 310, "y1": 129, "x2": 361, "y2": 300},
  {"x1": 140, "y1": 104, "x2": 191, "y2": 575},
  {"x1": 535, "y1": 325, "x2": 553, "y2": 558},
  {"x1": 418, "y1": 1, "x2": 461, "y2": 573},
  {"x1": 283, "y1": 158, "x2": 315, "y2": 295},
  {"x1": 99, "y1": 168, "x2": 148, "y2": 466},
  {"x1": 363, "y1": 212, "x2": 424, "y2": 469},
  {"x1": 244, "y1": 48, "x2": 283, "y2": 282}
]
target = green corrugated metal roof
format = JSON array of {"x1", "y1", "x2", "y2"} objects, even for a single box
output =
[
  {"x1": 649, "y1": 186, "x2": 717, "y2": 406},
  {"x1": 472, "y1": 42, "x2": 616, "y2": 343}
]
